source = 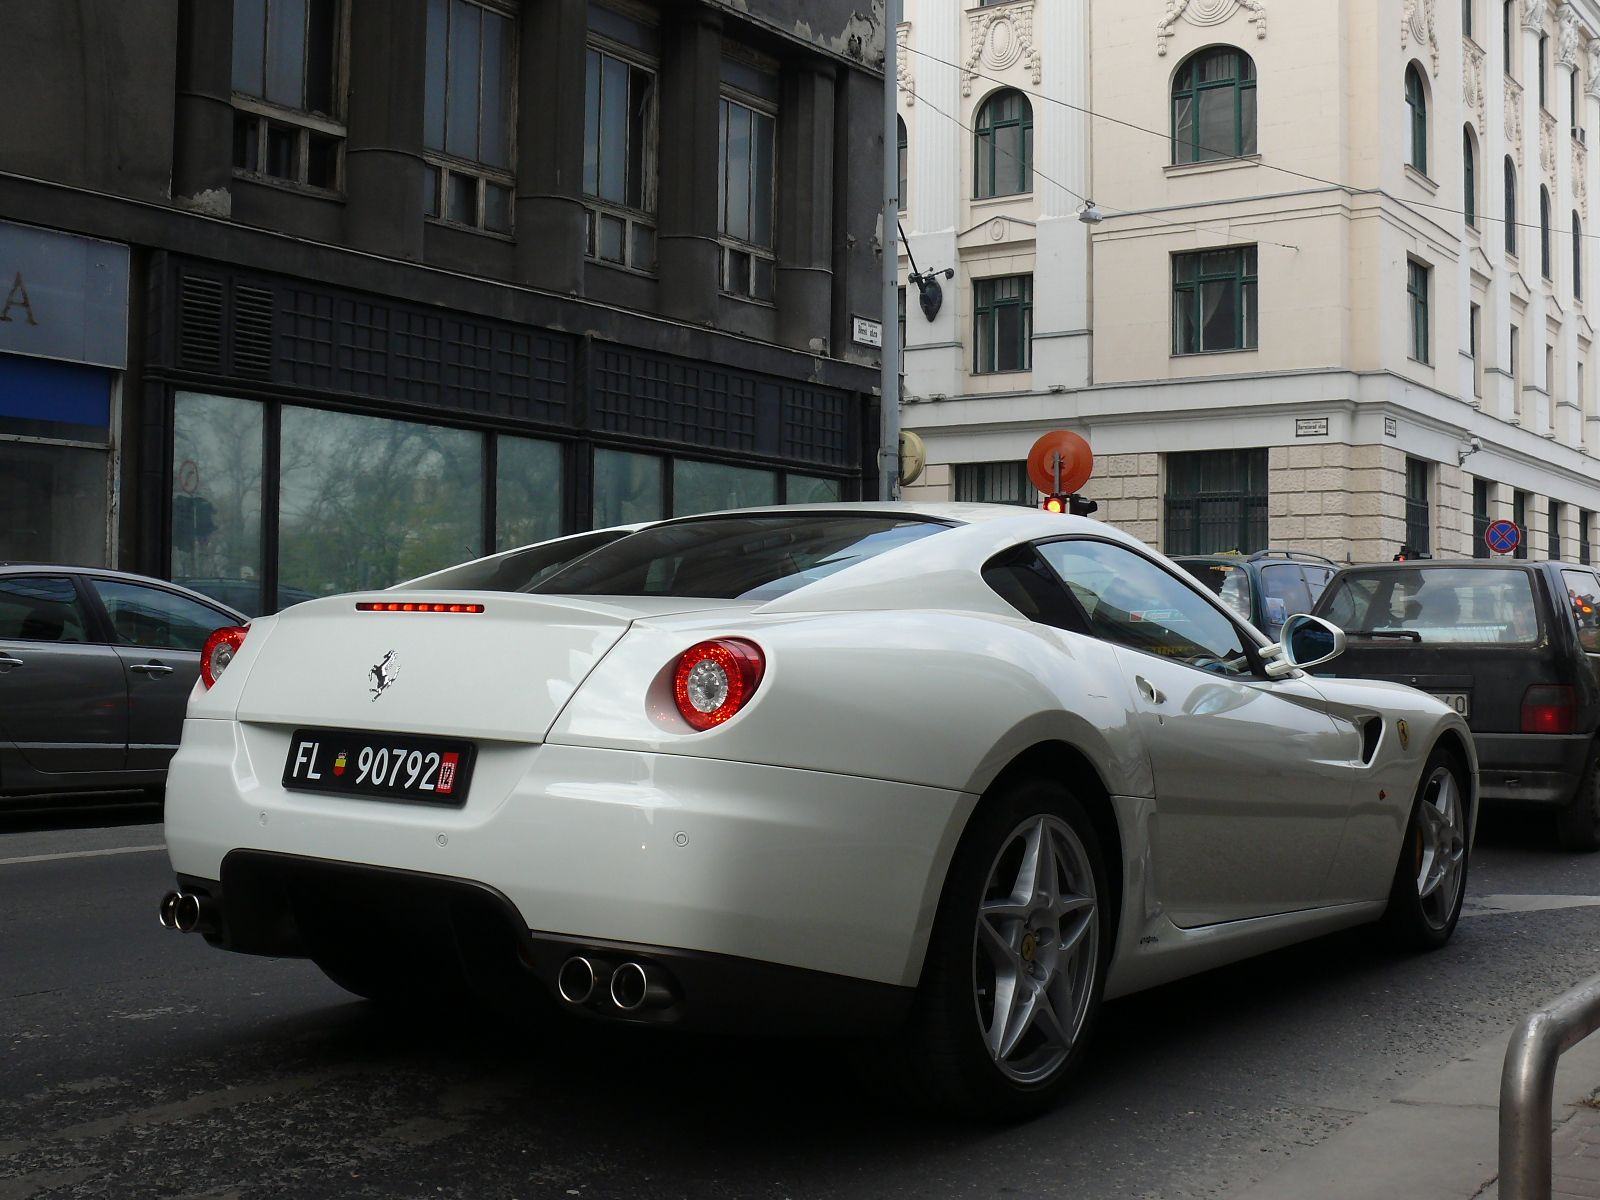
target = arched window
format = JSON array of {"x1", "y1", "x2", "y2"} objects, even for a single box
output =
[
  {"x1": 974, "y1": 89, "x2": 1032, "y2": 198},
  {"x1": 1505, "y1": 156, "x2": 1518, "y2": 254},
  {"x1": 1464, "y1": 126, "x2": 1477, "y2": 227},
  {"x1": 1576, "y1": 212, "x2": 1584, "y2": 299},
  {"x1": 1171, "y1": 46, "x2": 1257, "y2": 164},
  {"x1": 1406, "y1": 64, "x2": 1428, "y2": 174},
  {"x1": 1541, "y1": 186, "x2": 1553, "y2": 278},
  {"x1": 897, "y1": 115, "x2": 908, "y2": 212}
]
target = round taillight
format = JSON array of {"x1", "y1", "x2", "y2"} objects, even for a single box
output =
[
  {"x1": 672, "y1": 639, "x2": 765, "y2": 731},
  {"x1": 200, "y1": 625, "x2": 249, "y2": 689}
]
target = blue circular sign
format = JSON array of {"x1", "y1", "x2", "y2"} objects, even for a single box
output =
[{"x1": 1486, "y1": 519, "x2": 1521, "y2": 554}]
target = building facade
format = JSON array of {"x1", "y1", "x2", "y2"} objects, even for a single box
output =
[
  {"x1": 900, "y1": 0, "x2": 1600, "y2": 567},
  {"x1": 1, "y1": 0, "x2": 887, "y2": 615}
]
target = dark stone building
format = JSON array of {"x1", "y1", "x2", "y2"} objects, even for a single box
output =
[{"x1": 0, "y1": 0, "x2": 888, "y2": 614}]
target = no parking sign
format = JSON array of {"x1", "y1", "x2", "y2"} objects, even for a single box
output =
[{"x1": 1485, "y1": 519, "x2": 1520, "y2": 555}]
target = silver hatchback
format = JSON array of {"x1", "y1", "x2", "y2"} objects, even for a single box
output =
[{"x1": 0, "y1": 565, "x2": 243, "y2": 798}]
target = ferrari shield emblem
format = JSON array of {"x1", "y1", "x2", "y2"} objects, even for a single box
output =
[{"x1": 1397, "y1": 719, "x2": 1410, "y2": 750}]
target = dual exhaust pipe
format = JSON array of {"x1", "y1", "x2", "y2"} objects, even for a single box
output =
[
  {"x1": 158, "y1": 890, "x2": 215, "y2": 934},
  {"x1": 557, "y1": 955, "x2": 675, "y2": 1013}
]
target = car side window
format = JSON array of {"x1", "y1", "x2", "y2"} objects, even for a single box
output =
[
  {"x1": 1035, "y1": 540, "x2": 1254, "y2": 677},
  {"x1": 89, "y1": 580, "x2": 230, "y2": 652},
  {"x1": 1259, "y1": 564, "x2": 1314, "y2": 633},
  {"x1": 1560, "y1": 569, "x2": 1600, "y2": 654},
  {"x1": 0, "y1": 577, "x2": 91, "y2": 643}
]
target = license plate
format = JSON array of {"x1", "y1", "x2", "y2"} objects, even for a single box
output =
[
  {"x1": 1431, "y1": 692, "x2": 1471, "y2": 719},
  {"x1": 282, "y1": 728, "x2": 475, "y2": 805}
]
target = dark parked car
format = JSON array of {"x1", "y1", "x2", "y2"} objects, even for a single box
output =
[
  {"x1": 1173, "y1": 549, "x2": 1340, "y2": 640},
  {"x1": 0, "y1": 565, "x2": 244, "y2": 798},
  {"x1": 1310, "y1": 558, "x2": 1600, "y2": 850}
]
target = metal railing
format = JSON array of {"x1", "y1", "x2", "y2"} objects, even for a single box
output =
[{"x1": 1499, "y1": 973, "x2": 1600, "y2": 1199}]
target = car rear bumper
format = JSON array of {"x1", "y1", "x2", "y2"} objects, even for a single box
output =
[
  {"x1": 1472, "y1": 731, "x2": 1591, "y2": 806},
  {"x1": 164, "y1": 717, "x2": 974, "y2": 991}
]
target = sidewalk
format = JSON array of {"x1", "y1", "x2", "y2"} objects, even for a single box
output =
[{"x1": 1230, "y1": 1018, "x2": 1600, "y2": 1200}]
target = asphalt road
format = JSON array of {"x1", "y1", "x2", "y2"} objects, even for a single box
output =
[{"x1": 1, "y1": 805, "x2": 1598, "y2": 1200}]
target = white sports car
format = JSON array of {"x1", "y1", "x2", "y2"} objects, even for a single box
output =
[{"x1": 160, "y1": 504, "x2": 1475, "y2": 1116}]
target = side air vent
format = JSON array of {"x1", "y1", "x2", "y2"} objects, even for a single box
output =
[
  {"x1": 233, "y1": 284, "x2": 275, "y2": 377},
  {"x1": 1360, "y1": 717, "x2": 1383, "y2": 765},
  {"x1": 177, "y1": 276, "x2": 225, "y2": 372}
]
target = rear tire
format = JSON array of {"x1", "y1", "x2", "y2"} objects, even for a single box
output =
[
  {"x1": 901, "y1": 777, "x2": 1111, "y2": 1119},
  {"x1": 1556, "y1": 744, "x2": 1600, "y2": 853},
  {"x1": 1379, "y1": 745, "x2": 1471, "y2": 950}
]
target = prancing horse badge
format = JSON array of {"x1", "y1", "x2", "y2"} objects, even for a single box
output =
[{"x1": 1397, "y1": 719, "x2": 1410, "y2": 750}]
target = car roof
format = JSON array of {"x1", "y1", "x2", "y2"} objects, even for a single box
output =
[{"x1": 0, "y1": 562, "x2": 247, "y2": 620}]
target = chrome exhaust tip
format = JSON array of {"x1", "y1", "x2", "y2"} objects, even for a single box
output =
[
  {"x1": 557, "y1": 955, "x2": 601, "y2": 1005},
  {"x1": 609, "y1": 961, "x2": 673, "y2": 1012},
  {"x1": 172, "y1": 891, "x2": 211, "y2": 934},
  {"x1": 158, "y1": 891, "x2": 181, "y2": 929}
]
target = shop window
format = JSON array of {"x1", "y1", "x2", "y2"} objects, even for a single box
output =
[
  {"x1": 495, "y1": 436, "x2": 563, "y2": 551},
  {"x1": 231, "y1": 0, "x2": 345, "y2": 192},
  {"x1": 584, "y1": 39, "x2": 658, "y2": 273},
  {"x1": 0, "y1": 441, "x2": 110, "y2": 568},
  {"x1": 278, "y1": 406, "x2": 483, "y2": 605},
  {"x1": 423, "y1": 0, "x2": 517, "y2": 233},
  {"x1": 1164, "y1": 448, "x2": 1268, "y2": 555},
  {"x1": 672, "y1": 459, "x2": 777, "y2": 516},
  {"x1": 1173, "y1": 246, "x2": 1258, "y2": 354},
  {"x1": 788, "y1": 475, "x2": 843, "y2": 504},
  {"x1": 594, "y1": 448, "x2": 664, "y2": 526},
  {"x1": 717, "y1": 92, "x2": 777, "y2": 302},
  {"x1": 172, "y1": 391, "x2": 265, "y2": 614}
]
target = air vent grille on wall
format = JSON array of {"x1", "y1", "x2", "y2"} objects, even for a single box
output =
[
  {"x1": 177, "y1": 276, "x2": 225, "y2": 372},
  {"x1": 232, "y1": 285, "x2": 275, "y2": 377}
]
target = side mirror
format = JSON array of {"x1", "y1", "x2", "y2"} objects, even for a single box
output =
[{"x1": 1264, "y1": 614, "x2": 1347, "y2": 678}]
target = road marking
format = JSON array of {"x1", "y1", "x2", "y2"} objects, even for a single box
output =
[
  {"x1": 0, "y1": 845, "x2": 164, "y2": 868},
  {"x1": 1462, "y1": 893, "x2": 1600, "y2": 917}
]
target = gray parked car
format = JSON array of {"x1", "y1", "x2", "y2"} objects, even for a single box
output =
[{"x1": 0, "y1": 565, "x2": 244, "y2": 798}]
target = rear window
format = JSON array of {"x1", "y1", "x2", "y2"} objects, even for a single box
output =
[
  {"x1": 1318, "y1": 567, "x2": 1540, "y2": 645},
  {"x1": 528, "y1": 514, "x2": 950, "y2": 601},
  {"x1": 1177, "y1": 561, "x2": 1252, "y2": 623},
  {"x1": 394, "y1": 530, "x2": 632, "y2": 593}
]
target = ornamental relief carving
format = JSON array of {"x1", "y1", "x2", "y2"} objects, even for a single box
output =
[
  {"x1": 1588, "y1": 39, "x2": 1600, "y2": 99},
  {"x1": 1576, "y1": 141, "x2": 1588, "y2": 213},
  {"x1": 1156, "y1": 0, "x2": 1266, "y2": 56},
  {"x1": 1522, "y1": 0, "x2": 1546, "y2": 32},
  {"x1": 1403, "y1": 0, "x2": 1439, "y2": 75},
  {"x1": 1463, "y1": 38, "x2": 1486, "y2": 130},
  {"x1": 897, "y1": 23, "x2": 914, "y2": 106},
  {"x1": 1557, "y1": 3, "x2": 1580, "y2": 67},
  {"x1": 1542, "y1": 108, "x2": 1558, "y2": 177},
  {"x1": 964, "y1": 1, "x2": 1041, "y2": 95},
  {"x1": 1507, "y1": 75, "x2": 1525, "y2": 164}
]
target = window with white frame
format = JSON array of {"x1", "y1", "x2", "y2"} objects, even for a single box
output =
[
  {"x1": 717, "y1": 84, "x2": 777, "y2": 302},
  {"x1": 583, "y1": 20, "x2": 658, "y2": 273},
  {"x1": 973, "y1": 275, "x2": 1033, "y2": 373},
  {"x1": 423, "y1": 0, "x2": 516, "y2": 234},
  {"x1": 231, "y1": 0, "x2": 346, "y2": 191}
]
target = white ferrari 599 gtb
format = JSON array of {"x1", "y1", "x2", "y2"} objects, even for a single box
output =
[{"x1": 161, "y1": 504, "x2": 1475, "y2": 1116}]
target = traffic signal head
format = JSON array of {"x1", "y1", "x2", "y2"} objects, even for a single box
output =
[{"x1": 1042, "y1": 494, "x2": 1067, "y2": 514}]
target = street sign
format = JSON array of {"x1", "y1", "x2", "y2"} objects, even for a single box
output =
[{"x1": 1486, "y1": 518, "x2": 1521, "y2": 555}]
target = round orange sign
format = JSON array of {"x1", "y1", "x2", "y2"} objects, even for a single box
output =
[{"x1": 1026, "y1": 430, "x2": 1093, "y2": 496}]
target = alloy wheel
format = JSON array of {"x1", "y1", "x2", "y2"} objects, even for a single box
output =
[
  {"x1": 971, "y1": 814, "x2": 1099, "y2": 1085},
  {"x1": 1414, "y1": 765, "x2": 1467, "y2": 929}
]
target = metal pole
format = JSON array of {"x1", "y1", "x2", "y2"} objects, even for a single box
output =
[
  {"x1": 879, "y1": 0, "x2": 902, "y2": 501},
  {"x1": 1499, "y1": 973, "x2": 1600, "y2": 1199}
]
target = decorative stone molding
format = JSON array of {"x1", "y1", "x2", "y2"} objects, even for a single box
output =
[
  {"x1": 964, "y1": 1, "x2": 1041, "y2": 95},
  {"x1": 1576, "y1": 139, "x2": 1589, "y2": 212},
  {"x1": 1522, "y1": 0, "x2": 1546, "y2": 33},
  {"x1": 1557, "y1": 3, "x2": 1581, "y2": 67},
  {"x1": 1588, "y1": 39, "x2": 1600, "y2": 99},
  {"x1": 1403, "y1": 0, "x2": 1439, "y2": 75},
  {"x1": 1508, "y1": 74, "x2": 1525, "y2": 163},
  {"x1": 1464, "y1": 39, "x2": 1486, "y2": 129},
  {"x1": 1155, "y1": 0, "x2": 1266, "y2": 57},
  {"x1": 897, "y1": 23, "x2": 913, "y2": 106},
  {"x1": 1543, "y1": 107, "x2": 1558, "y2": 175}
]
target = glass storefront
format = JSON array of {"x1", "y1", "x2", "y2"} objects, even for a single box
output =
[
  {"x1": 172, "y1": 391, "x2": 264, "y2": 612},
  {"x1": 672, "y1": 460, "x2": 777, "y2": 516},
  {"x1": 0, "y1": 438, "x2": 110, "y2": 566},
  {"x1": 496, "y1": 435, "x2": 564, "y2": 548},
  {"x1": 594, "y1": 448, "x2": 664, "y2": 526}
]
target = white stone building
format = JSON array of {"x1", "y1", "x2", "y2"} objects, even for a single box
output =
[{"x1": 898, "y1": 0, "x2": 1600, "y2": 565}]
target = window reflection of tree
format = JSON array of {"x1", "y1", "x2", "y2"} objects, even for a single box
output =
[
  {"x1": 172, "y1": 393, "x2": 264, "y2": 599},
  {"x1": 277, "y1": 410, "x2": 483, "y2": 599}
]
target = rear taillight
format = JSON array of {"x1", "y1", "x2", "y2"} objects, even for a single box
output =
[
  {"x1": 672, "y1": 639, "x2": 765, "y2": 731},
  {"x1": 1521, "y1": 685, "x2": 1577, "y2": 733},
  {"x1": 200, "y1": 626, "x2": 249, "y2": 690}
]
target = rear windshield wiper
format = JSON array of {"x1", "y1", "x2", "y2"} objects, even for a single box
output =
[{"x1": 1356, "y1": 628, "x2": 1423, "y2": 642}]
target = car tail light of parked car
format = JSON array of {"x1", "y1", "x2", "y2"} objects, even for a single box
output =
[
  {"x1": 672, "y1": 639, "x2": 764, "y2": 730},
  {"x1": 1521, "y1": 685, "x2": 1577, "y2": 734},
  {"x1": 200, "y1": 626, "x2": 250, "y2": 690}
]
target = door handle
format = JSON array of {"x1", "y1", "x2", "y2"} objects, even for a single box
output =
[
  {"x1": 1136, "y1": 675, "x2": 1166, "y2": 705},
  {"x1": 129, "y1": 662, "x2": 175, "y2": 676},
  {"x1": 0, "y1": 655, "x2": 22, "y2": 673}
]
